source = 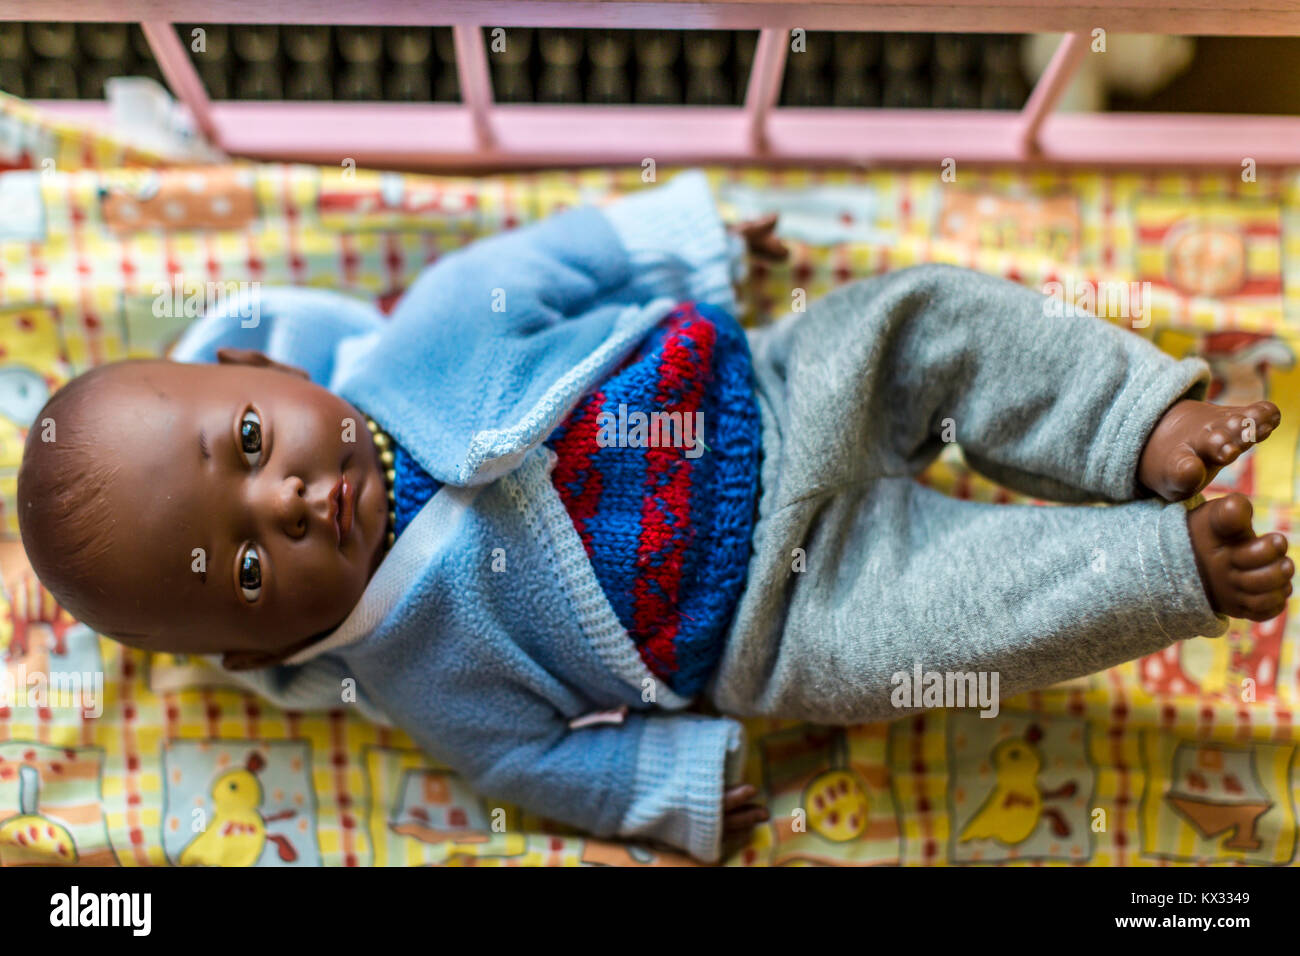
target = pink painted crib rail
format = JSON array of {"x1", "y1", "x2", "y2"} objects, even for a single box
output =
[{"x1": 9, "y1": 0, "x2": 1300, "y2": 169}]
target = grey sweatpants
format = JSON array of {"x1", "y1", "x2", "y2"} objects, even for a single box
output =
[{"x1": 708, "y1": 264, "x2": 1228, "y2": 724}]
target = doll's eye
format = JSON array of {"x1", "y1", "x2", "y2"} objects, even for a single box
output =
[
  {"x1": 239, "y1": 410, "x2": 262, "y2": 466},
  {"x1": 238, "y1": 545, "x2": 262, "y2": 602}
]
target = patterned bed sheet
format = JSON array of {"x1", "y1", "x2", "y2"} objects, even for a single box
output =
[{"x1": 1, "y1": 91, "x2": 1299, "y2": 866}]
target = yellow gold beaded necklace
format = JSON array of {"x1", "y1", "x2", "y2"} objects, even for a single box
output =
[{"x1": 364, "y1": 415, "x2": 397, "y2": 551}]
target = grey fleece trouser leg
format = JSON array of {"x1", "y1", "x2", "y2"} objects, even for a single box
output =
[{"x1": 709, "y1": 264, "x2": 1228, "y2": 724}]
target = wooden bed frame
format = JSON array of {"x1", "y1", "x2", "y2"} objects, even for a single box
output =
[{"x1": 7, "y1": 1, "x2": 1300, "y2": 169}]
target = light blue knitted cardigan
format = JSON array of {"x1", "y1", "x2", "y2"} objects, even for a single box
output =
[{"x1": 171, "y1": 171, "x2": 748, "y2": 861}]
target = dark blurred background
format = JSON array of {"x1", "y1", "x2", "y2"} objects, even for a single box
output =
[{"x1": 0, "y1": 23, "x2": 1295, "y2": 114}]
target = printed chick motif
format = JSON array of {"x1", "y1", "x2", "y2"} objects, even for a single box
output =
[
  {"x1": 179, "y1": 752, "x2": 297, "y2": 867},
  {"x1": 959, "y1": 724, "x2": 1077, "y2": 845},
  {"x1": 0, "y1": 764, "x2": 77, "y2": 864}
]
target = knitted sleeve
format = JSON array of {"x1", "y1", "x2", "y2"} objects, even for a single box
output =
[
  {"x1": 172, "y1": 170, "x2": 739, "y2": 381},
  {"x1": 461, "y1": 710, "x2": 745, "y2": 864},
  {"x1": 211, "y1": 651, "x2": 745, "y2": 860},
  {"x1": 382, "y1": 167, "x2": 740, "y2": 339},
  {"x1": 618, "y1": 714, "x2": 747, "y2": 862}
]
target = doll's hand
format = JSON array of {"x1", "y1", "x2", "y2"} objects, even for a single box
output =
[
  {"x1": 721, "y1": 783, "x2": 770, "y2": 859},
  {"x1": 729, "y1": 214, "x2": 789, "y2": 263}
]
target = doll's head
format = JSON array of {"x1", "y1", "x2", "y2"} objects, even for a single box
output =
[{"x1": 17, "y1": 350, "x2": 389, "y2": 670}]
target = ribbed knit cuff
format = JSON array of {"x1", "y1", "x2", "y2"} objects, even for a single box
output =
[
  {"x1": 1087, "y1": 354, "x2": 1212, "y2": 500},
  {"x1": 1146, "y1": 500, "x2": 1231, "y2": 642},
  {"x1": 619, "y1": 716, "x2": 744, "y2": 863},
  {"x1": 601, "y1": 169, "x2": 738, "y2": 314}
]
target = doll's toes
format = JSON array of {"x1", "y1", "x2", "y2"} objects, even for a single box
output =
[
  {"x1": 1230, "y1": 531, "x2": 1288, "y2": 571},
  {"x1": 1232, "y1": 557, "x2": 1295, "y2": 594},
  {"x1": 1163, "y1": 449, "x2": 1208, "y2": 499},
  {"x1": 1236, "y1": 584, "x2": 1291, "y2": 622},
  {"x1": 1244, "y1": 400, "x2": 1282, "y2": 441},
  {"x1": 1202, "y1": 426, "x2": 1245, "y2": 466}
]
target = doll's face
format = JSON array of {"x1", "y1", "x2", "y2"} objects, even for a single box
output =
[{"x1": 65, "y1": 357, "x2": 388, "y2": 668}]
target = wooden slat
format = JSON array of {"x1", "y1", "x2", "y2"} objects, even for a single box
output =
[
  {"x1": 3, "y1": 1, "x2": 1300, "y2": 36},
  {"x1": 34, "y1": 100, "x2": 1300, "y2": 168}
]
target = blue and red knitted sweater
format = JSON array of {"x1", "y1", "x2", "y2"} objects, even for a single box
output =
[{"x1": 390, "y1": 300, "x2": 761, "y2": 697}]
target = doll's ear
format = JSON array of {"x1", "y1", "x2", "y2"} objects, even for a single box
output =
[{"x1": 216, "y1": 347, "x2": 310, "y2": 380}]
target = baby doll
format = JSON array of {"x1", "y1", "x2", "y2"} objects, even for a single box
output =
[{"x1": 17, "y1": 171, "x2": 1292, "y2": 863}]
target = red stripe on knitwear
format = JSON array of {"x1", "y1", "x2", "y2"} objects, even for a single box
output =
[
  {"x1": 633, "y1": 314, "x2": 717, "y2": 677},
  {"x1": 548, "y1": 389, "x2": 607, "y2": 548}
]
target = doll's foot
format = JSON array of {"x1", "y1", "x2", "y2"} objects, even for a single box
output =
[
  {"x1": 1187, "y1": 493, "x2": 1293, "y2": 621},
  {"x1": 1139, "y1": 399, "x2": 1281, "y2": 501}
]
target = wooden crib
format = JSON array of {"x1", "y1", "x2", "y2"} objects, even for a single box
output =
[{"x1": 11, "y1": 0, "x2": 1300, "y2": 170}]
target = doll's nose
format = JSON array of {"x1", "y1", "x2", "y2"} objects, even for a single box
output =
[{"x1": 267, "y1": 476, "x2": 309, "y2": 539}]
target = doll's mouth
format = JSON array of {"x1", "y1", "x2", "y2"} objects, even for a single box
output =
[{"x1": 329, "y1": 475, "x2": 355, "y2": 546}]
